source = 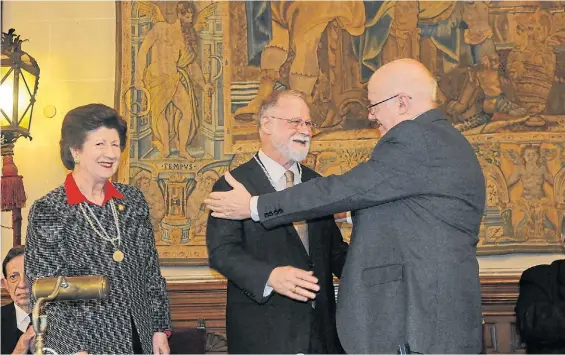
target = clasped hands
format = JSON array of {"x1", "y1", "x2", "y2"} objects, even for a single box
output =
[{"x1": 14, "y1": 326, "x2": 35, "y2": 354}]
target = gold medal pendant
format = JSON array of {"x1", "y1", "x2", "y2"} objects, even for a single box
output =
[{"x1": 113, "y1": 250, "x2": 125, "y2": 262}]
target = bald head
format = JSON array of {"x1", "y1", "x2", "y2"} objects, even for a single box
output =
[
  {"x1": 367, "y1": 59, "x2": 437, "y2": 135},
  {"x1": 369, "y1": 59, "x2": 437, "y2": 104}
]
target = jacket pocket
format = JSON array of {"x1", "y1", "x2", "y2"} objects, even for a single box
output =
[{"x1": 362, "y1": 263, "x2": 403, "y2": 286}]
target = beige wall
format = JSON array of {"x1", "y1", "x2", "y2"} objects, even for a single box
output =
[
  {"x1": 1, "y1": 1, "x2": 561, "y2": 281},
  {"x1": 1, "y1": 0, "x2": 117, "y2": 260}
]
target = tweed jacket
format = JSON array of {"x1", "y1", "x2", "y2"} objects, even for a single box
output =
[
  {"x1": 256, "y1": 109, "x2": 486, "y2": 353},
  {"x1": 25, "y1": 183, "x2": 171, "y2": 354}
]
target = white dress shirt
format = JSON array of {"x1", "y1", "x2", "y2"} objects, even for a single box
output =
[
  {"x1": 251, "y1": 150, "x2": 301, "y2": 222},
  {"x1": 257, "y1": 150, "x2": 302, "y2": 190},
  {"x1": 255, "y1": 150, "x2": 302, "y2": 297},
  {"x1": 14, "y1": 303, "x2": 30, "y2": 333}
]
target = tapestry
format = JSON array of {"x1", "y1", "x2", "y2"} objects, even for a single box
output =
[{"x1": 116, "y1": 1, "x2": 565, "y2": 264}]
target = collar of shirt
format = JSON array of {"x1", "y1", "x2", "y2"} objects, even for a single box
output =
[
  {"x1": 258, "y1": 150, "x2": 301, "y2": 190},
  {"x1": 64, "y1": 173, "x2": 124, "y2": 205},
  {"x1": 14, "y1": 303, "x2": 30, "y2": 333}
]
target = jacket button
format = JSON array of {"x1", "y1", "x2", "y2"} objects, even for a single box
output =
[{"x1": 308, "y1": 261, "x2": 314, "y2": 268}]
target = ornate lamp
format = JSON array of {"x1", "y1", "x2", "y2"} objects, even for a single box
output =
[{"x1": 1, "y1": 29, "x2": 40, "y2": 245}]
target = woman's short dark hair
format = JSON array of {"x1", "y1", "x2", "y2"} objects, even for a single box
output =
[{"x1": 59, "y1": 104, "x2": 128, "y2": 170}]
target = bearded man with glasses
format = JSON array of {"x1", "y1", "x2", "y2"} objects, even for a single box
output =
[{"x1": 206, "y1": 90, "x2": 348, "y2": 354}]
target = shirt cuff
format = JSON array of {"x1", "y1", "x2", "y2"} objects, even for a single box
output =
[
  {"x1": 263, "y1": 284, "x2": 274, "y2": 297},
  {"x1": 335, "y1": 211, "x2": 353, "y2": 224},
  {"x1": 250, "y1": 196, "x2": 260, "y2": 222}
]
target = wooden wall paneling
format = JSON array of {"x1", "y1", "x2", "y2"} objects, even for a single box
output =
[
  {"x1": 168, "y1": 281, "x2": 227, "y2": 336},
  {"x1": 480, "y1": 275, "x2": 525, "y2": 354},
  {"x1": 1, "y1": 275, "x2": 528, "y2": 353}
]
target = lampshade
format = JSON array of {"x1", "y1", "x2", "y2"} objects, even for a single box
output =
[{"x1": 0, "y1": 29, "x2": 40, "y2": 145}]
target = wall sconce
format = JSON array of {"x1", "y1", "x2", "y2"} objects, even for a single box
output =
[{"x1": 1, "y1": 28, "x2": 40, "y2": 246}]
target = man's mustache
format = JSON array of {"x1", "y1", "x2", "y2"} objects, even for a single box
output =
[{"x1": 291, "y1": 135, "x2": 311, "y2": 143}]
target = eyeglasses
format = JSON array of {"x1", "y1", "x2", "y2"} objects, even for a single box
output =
[
  {"x1": 266, "y1": 116, "x2": 317, "y2": 129},
  {"x1": 367, "y1": 94, "x2": 412, "y2": 115}
]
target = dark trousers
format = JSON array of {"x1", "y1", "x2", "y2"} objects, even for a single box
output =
[{"x1": 309, "y1": 309, "x2": 327, "y2": 354}]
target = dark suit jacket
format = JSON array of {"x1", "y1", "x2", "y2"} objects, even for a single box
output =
[
  {"x1": 1, "y1": 302, "x2": 24, "y2": 354},
  {"x1": 207, "y1": 157, "x2": 349, "y2": 354},
  {"x1": 516, "y1": 259, "x2": 565, "y2": 353},
  {"x1": 256, "y1": 109, "x2": 486, "y2": 354}
]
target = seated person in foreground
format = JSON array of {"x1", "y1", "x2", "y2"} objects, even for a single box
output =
[
  {"x1": 1, "y1": 245, "x2": 35, "y2": 354},
  {"x1": 516, "y1": 258, "x2": 565, "y2": 353}
]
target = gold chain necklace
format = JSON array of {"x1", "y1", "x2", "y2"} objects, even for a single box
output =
[{"x1": 79, "y1": 199, "x2": 124, "y2": 262}]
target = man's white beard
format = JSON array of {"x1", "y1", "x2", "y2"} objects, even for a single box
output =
[
  {"x1": 288, "y1": 145, "x2": 309, "y2": 162},
  {"x1": 274, "y1": 137, "x2": 310, "y2": 163}
]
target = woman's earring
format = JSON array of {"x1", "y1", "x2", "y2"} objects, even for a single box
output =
[{"x1": 73, "y1": 156, "x2": 80, "y2": 164}]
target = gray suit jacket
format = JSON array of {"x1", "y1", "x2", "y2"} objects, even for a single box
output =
[{"x1": 257, "y1": 109, "x2": 486, "y2": 354}]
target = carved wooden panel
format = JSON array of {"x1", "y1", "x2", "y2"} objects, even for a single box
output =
[
  {"x1": 481, "y1": 275, "x2": 525, "y2": 354},
  {"x1": 167, "y1": 281, "x2": 227, "y2": 337}
]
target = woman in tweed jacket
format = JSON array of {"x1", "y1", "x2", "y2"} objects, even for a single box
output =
[{"x1": 25, "y1": 104, "x2": 171, "y2": 354}]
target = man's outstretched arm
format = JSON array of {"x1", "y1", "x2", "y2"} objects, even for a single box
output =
[
  {"x1": 206, "y1": 177, "x2": 320, "y2": 302},
  {"x1": 205, "y1": 122, "x2": 426, "y2": 228}
]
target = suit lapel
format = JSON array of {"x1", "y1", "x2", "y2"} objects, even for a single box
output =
[
  {"x1": 242, "y1": 157, "x2": 277, "y2": 196},
  {"x1": 1, "y1": 303, "x2": 23, "y2": 350}
]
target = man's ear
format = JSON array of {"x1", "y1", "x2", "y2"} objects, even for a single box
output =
[
  {"x1": 398, "y1": 95, "x2": 410, "y2": 114},
  {"x1": 260, "y1": 116, "x2": 273, "y2": 135},
  {"x1": 1, "y1": 277, "x2": 7, "y2": 290}
]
